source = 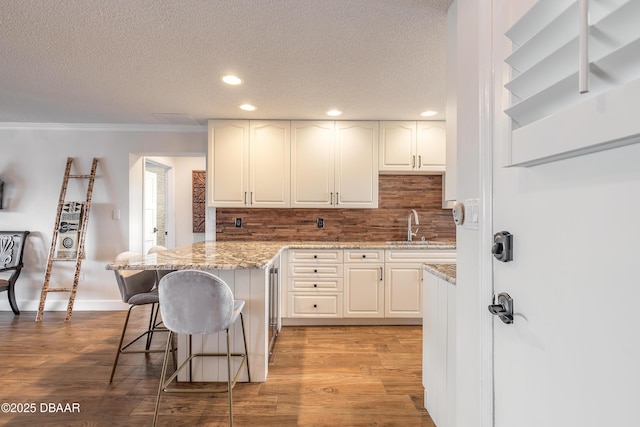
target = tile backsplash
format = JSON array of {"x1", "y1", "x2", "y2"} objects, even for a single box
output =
[{"x1": 215, "y1": 175, "x2": 456, "y2": 242}]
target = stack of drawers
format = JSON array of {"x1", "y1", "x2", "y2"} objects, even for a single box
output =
[{"x1": 287, "y1": 249, "x2": 343, "y2": 317}]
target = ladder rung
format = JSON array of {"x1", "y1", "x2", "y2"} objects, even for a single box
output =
[
  {"x1": 52, "y1": 258, "x2": 79, "y2": 262},
  {"x1": 68, "y1": 174, "x2": 93, "y2": 178},
  {"x1": 44, "y1": 288, "x2": 74, "y2": 293}
]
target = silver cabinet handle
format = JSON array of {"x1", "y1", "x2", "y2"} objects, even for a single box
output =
[
  {"x1": 244, "y1": 191, "x2": 247, "y2": 205},
  {"x1": 418, "y1": 155, "x2": 422, "y2": 168},
  {"x1": 250, "y1": 191, "x2": 253, "y2": 206},
  {"x1": 330, "y1": 192, "x2": 333, "y2": 205},
  {"x1": 579, "y1": 0, "x2": 589, "y2": 94},
  {"x1": 412, "y1": 155, "x2": 416, "y2": 168},
  {"x1": 336, "y1": 192, "x2": 339, "y2": 205},
  {"x1": 380, "y1": 267, "x2": 383, "y2": 281}
]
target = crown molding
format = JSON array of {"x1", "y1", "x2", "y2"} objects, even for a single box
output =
[{"x1": 0, "y1": 122, "x2": 207, "y2": 132}]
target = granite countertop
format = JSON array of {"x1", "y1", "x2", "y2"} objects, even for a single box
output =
[
  {"x1": 106, "y1": 240, "x2": 456, "y2": 271},
  {"x1": 422, "y1": 263, "x2": 456, "y2": 284}
]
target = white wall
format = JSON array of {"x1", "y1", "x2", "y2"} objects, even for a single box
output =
[
  {"x1": 453, "y1": 0, "x2": 488, "y2": 425},
  {"x1": 173, "y1": 156, "x2": 207, "y2": 247},
  {"x1": 0, "y1": 124, "x2": 206, "y2": 312}
]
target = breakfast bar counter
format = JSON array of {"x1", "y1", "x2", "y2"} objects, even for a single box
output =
[
  {"x1": 106, "y1": 240, "x2": 456, "y2": 383},
  {"x1": 106, "y1": 240, "x2": 457, "y2": 272}
]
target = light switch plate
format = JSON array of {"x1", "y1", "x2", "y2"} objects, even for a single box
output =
[{"x1": 463, "y1": 199, "x2": 480, "y2": 230}]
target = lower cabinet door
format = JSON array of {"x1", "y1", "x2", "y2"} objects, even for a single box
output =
[
  {"x1": 343, "y1": 264, "x2": 384, "y2": 318},
  {"x1": 385, "y1": 264, "x2": 422, "y2": 318}
]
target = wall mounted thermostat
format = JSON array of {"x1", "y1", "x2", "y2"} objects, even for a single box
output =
[{"x1": 452, "y1": 201, "x2": 464, "y2": 226}]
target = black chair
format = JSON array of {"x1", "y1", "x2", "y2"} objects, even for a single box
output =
[{"x1": 0, "y1": 231, "x2": 30, "y2": 315}]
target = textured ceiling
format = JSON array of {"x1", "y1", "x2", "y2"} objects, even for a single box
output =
[{"x1": 0, "y1": 0, "x2": 452, "y2": 126}]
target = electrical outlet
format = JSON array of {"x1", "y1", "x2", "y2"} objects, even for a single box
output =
[
  {"x1": 235, "y1": 218, "x2": 242, "y2": 228},
  {"x1": 317, "y1": 218, "x2": 324, "y2": 228}
]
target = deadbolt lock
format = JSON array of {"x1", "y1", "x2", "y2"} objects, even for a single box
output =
[{"x1": 492, "y1": 231, "x2": 513, "y2": 262}]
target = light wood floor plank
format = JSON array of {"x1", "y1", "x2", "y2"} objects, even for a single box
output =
[{"x1": 0, "y1": 310, "x2": 435, "y2": 426}]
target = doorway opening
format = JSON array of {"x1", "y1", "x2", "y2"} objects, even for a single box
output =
[{"x1": 144, "y1": 160, "x2": 170, "y2": 252}]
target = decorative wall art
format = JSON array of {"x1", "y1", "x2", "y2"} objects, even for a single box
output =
[
  {"x1": 56, "y1": 201, "x2": 85, "y2": 259},
  {"x1": 192, "y1": 170, "x2": 206, "y2": 233}
]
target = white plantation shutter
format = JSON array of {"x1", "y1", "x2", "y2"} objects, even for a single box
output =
[{"x1": 503, "y1": 0, "x2": 640, "y2": 166}]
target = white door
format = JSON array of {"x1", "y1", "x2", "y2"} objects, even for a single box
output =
[
  {"x1": 491, "y1": 1, "x2": 640, "y2": 426},
  {"x1": 143, "y1": 170, "x2": 157, "y2": 254}
]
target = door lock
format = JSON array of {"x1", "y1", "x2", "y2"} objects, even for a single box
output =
[
  {"x1": 492, "y1": 231, "x2": 513, "y2": 262},
  {"x1": 488, "y1": 292, "x2": 514, "y2": 324}
]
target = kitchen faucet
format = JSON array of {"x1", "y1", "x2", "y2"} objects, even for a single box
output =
[{"x1": 407, "y1": 209, "x2": 419, "y2": 241}]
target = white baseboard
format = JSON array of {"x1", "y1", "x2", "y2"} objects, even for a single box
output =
[
  {"x1": 281, "y1": 317, "x2": 422, "y2": 326},
  {"x1": 0, "y1": 299, "x2": 129, "y2": 312}
]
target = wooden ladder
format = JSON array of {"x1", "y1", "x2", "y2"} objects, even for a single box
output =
[{"x1": 36, "y1": 157, "x2": 99, "y2": 321}]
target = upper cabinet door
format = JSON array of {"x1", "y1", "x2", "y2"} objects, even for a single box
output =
[
  {"x1": 290, "y1": 121, "x2": 335, "y2": 208},
  {"x1": 208, "y1": 120, "x2": 249, "y2": 207},
  {"x1": 250, "y1": 121, "x2": 291, "y2": 208},
  {"x1": 378, "y1": 121, "x2": 416, "y2": 172},
  {"x1": 335, "y1": 121, "x2": 379, "y2": 208},
  {"x1": 416, "y1": 121, "x2": 446, "y2": 173}
]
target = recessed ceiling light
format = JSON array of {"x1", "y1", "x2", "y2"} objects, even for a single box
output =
[
  {"x1": 326, "y1": 109, "x2": 342, "y2": 117},
  {"x1": 240, "y1": 104, "x2": 256, "y2": 111},
  {"x1": 222, "y1": 75, "x2": 242, "y2": 85},
  {"x1": 420, "y1": 110, "x2": 438, "y2": 117}
]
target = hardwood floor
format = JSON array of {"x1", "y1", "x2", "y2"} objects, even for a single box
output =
[{"x1": 0, "y1": 310, "x2": 435, "y2": 426}]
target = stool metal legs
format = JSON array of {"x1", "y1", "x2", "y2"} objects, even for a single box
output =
[{"x1": 153, "y1": 312, "x2": 250, "y2": 426}]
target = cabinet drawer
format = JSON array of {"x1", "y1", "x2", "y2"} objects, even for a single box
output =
[
  {"x1": 288, "y1": 264, "x2": 343, "y2": 278},
  {"x1": 288, "y1": 278, "x2": 343, "y2": 292},
  {"x1": 385, "y1": 249, "x2": 457, "y2": 263},
  {"x1": 288, "y1": 249, "x2": 343, "y2": 263},
  {"x1": 289, "y1": 293, "x2": 343, "y2": 317},
  {"x1": 344, "y1": 249, "x2": 384, "y2": 263}
]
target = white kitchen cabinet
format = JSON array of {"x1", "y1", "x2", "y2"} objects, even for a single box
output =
[
  {"x1": 283, "y1": 248, "x2": 456, "y2": 323},
  {"x1": 385, "y1": 249, "x2": 456, "y2": 318},
  {"x1": 290, "y1": 121, "x2": 334, "y2": 208},
  {"x1": 384, "y1": 264, "x2": 422, "y2": 318},
  {"x1": 343, "y1": 250, "x2": 384, "y2": 318},
  {"x1": 291, "y1": 121, "x2": 378, "y2": 208},
  {"x1": 379, "y1": 121, "x2": 446, "y2": 174},
  {"x1": 249, "y1": 121, "x2": 291, "y2": 207},
  {"x1": 208, "y1": 120, "x2": 249, "y2": 207},
  {"x1": 208, "y1": 120, "x2": 290, "y2": 208},
  {"x1": 334, "y1": 121, "x2": 379, "y2": 208},
  {"x1": 422, "y1": 269, "x2": 456, "y2": 427},
  {"x1": 285, "y1": 249, "x2": 344, "y2": 318}
]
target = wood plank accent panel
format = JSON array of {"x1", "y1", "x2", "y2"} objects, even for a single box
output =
[{"x1": 216, "y1": 175, "x2": 456, "y2": 242}]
